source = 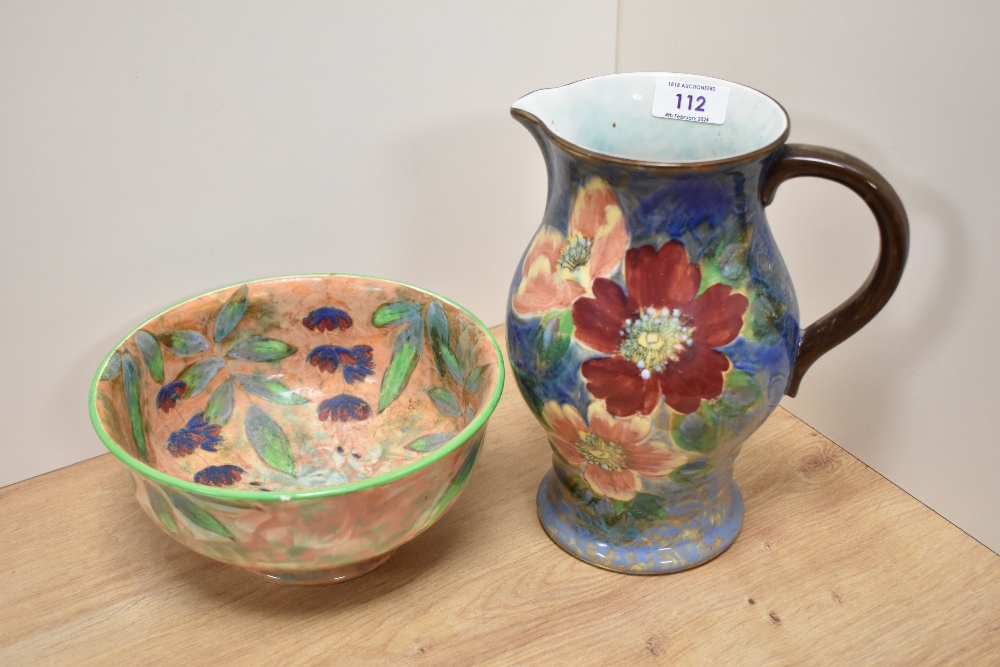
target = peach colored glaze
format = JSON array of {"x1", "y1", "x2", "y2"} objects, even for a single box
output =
[{"x1": 91, "y1": 275, "x2": 502, "y2": 583}]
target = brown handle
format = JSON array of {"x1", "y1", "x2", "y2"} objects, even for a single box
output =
[{"x1": 761, "y1": 144, "x2": 909, "y2": 397}]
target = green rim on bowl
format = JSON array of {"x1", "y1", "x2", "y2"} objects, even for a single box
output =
[{"x1": 88, "y1": 273, "x2": 505, "y2": 502}]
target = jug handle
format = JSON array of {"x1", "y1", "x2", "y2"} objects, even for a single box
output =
[{"x1": 761, "y1": 144, "x2": 909, "y2": 397}]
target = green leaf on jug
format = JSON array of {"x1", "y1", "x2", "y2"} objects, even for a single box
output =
[
  {"x1": 177, "y1": 357, "x2": 225, "y2": 399},
  {"x1": 167, "y1": 490, "x2": 234, "y2": 538},
  {"x1": 100, "y1": 352, "x2": 121, "y2": 381},
  {"x1": 406, "y1": 432, "x2": 455, "y2": 453},
  {"x1": 464, "y1": 365, "x2": 486, "y2": 394},
  {"x1": 748, "y1": 283, "x2": 786, "y2": 342},
  {"x1": 428, "y1": 387, "x2": 461, "y2": 418},
  {"x1": 378, "y1": 328, "x2": 421, "y2": 413},
  {"x1": 226, "y1": 336, "x2": 297, "y2": 362},
  {"x1": 627, "y1": 493, "x2": 667, "y2": 521},
  {"x1": 134, "y1": 330, "x2": 164, "y2": 383},
  {"x1": 204, "y1": 378, "x2": 235, "y2": 426},
  {"x1": 146, "y1": 484, "x2": 177, "y2": 533},
  {"x1": 232, "y1": 373, "x2": 308, "y2": 405},
  {"x1": 670, "y1": 407, "x2": 718, "y2": 454},
  {"x1": 245, "y1": 404, "x2": 297, "y2": 476},
  {"x1": 158, "y1": 330, "x2": 210, "y2": 356},
  {"x1": 718, "y1": 370, "x2": 762, "y2": 413},
  {"x1": 669, "y1": 459, "x2": 712, "y2": 484},
  {"x1": 121, "y1": 351, "x2": 148, "y2": 461},
  {"x1": 718, "y1": 242, "x2": 749, "y2": 281},
  {"x1": 214, "y1": 284, "x2": 249, "y2": 343},
  {"x1": 537, "y1": 310, "x2": 572, "y2": 366},
  {"x1": 371, "y1": 301, "x2": 420, "y2": 327}
]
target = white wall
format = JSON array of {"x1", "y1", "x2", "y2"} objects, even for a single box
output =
[
  {"x1": 618, "y1": 0, "x2": 1000, "y2": 553},
  {"x1": 0, "y1": 1, "x2": 617, "y2": 486}
]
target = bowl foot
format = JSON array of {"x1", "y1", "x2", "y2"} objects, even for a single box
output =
[
  {"x1": 536, "y1": 469, "x2": 744, "y2": 574},
  {"x1": 247, "y1": 551, "x2": 395, "y2": 585}
]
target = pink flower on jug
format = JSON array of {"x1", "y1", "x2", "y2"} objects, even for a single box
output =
[
  {"x1": 512, "y1": 177, "x2": 628, "y2": 315},
  {"x1": 573, "y1": 241, "x2": 749, "y2": 416},
  {"x1": 543, "y1": 401, "x2": 676, "y2": 501}
]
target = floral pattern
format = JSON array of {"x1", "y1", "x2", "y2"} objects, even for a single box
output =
[
  {"x1": 543, "y1": 401, "x2": 675, "y2": 501},
  {"x1": 574, "y1": 241, "x2": 748, "y2": 416},
  {"x1": 92, "y1": 276, "x2": 503, "y2": 584},
  {"x1": 194, "y1": 464, "x2": 245, "y2": 487},
  {"x1": 507, "y1": 158, "x2": 799, "y2": 573},
  {"x1": 318, "y1": 395, "x2": 372, "y2": 422},
  {"x1": 303, "y1": 306, "x2": 353, "y2": 332},
  {"x1": 167, "y1": 412, "x2": 223, "y2": 457},
  {"x1": 95, "y1": 278, "x2": 498, "y2": 494},
  {"x1": 512, "y1": 177, "x2": 628, "y2": 315},
  {"x1": 308, "y1": 345, "x2": 375, "y2": 383}
]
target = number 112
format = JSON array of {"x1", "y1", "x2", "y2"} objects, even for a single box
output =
[{"x1": 676, "y1": 94, "x2": 706, "y2": 112}]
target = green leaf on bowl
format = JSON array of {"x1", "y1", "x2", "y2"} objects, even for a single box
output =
[
  {"x1": 177, "y1": 357, "x2": 226, "y2": 399},
  {"x1": 439, "y1": 345, "x2": 464, "y2": 385},
  {"x1": 378, "y1": 327, "x2": 421, "y2": 413},
  {"x1": 428, "y1": 387, "x2": 461, "y2": 418},
  {"x1": 146, "y1": 484, "x2": 177, "y2": 533},
  {"x1": 465, "y1": 365, "x2": 486, "y2": 394},
  {"x1": 204, "y1": 378, "x2": 235, "y2": 426},
  {"x1": 100, "y1": 352, "x2": 121, "y2": 381},
  {"x1": 214, "y1": 284, "x2": 248, "y2": 343},
  {"x1": 166, "y1": 490, "x2": 233, "y2": 538},
  {"x1": 226, "y1": 336, "x2": 297, "y2": 362},
  {"x1": 158, "y1": 330, "x2": 210, "y2": 356},
  {"x1": 406, "y1": 432, "x2": 456, "y2": 453},
  {"x1": 426, "y1": 301, "x2": 450, "y2": 376},
  {"x1": 134, "y1": 330, "x2": 164, "y2": 384},
  {"x1": 245, "y1": 404, "x2": 297, "y2": 476},
  {"x1": 371, "y1": 301, "x2": 420, "y2": 327},
  {"x1": 232, "y1": 373, "x2": 308, "y2": 405},
  {"x1": 121, "y1": 352, "x2": 148, "y2": 461},
  {"x1": 456, "y1": 325, "x2": 478, "y2": 377},
  {"x1": 428, "y1": 434, "x2": 483, "y2": 522}
]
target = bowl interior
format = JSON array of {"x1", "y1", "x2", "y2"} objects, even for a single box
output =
[{"x1": 92, "y1": 275, "x2": 501, "y2": 494}]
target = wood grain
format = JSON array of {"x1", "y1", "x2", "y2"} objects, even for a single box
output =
[{"x1": 2, "y1": 327, "x2": 998, "y2": 665}]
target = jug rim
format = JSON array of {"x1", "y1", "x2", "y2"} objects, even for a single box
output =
[{"x1": 511, "y1": 72, "x2": 791, "y2": 171}]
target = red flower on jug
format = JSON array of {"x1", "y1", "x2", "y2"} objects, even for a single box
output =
[
  {"x1": 512, "y1": 177, "x2": 628, "y2": 315},
  {"x1": 543, "y1": 401, "x2": 676, "y2": 501},
  {"x1": 573, "y1": 241, "x2": 748, "y2": 416}
]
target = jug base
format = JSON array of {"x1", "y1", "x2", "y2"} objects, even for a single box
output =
[{"x1": 536, "y1": 470, "x2": 744, "y2": 574}]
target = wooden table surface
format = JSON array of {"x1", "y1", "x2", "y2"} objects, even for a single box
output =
[{"x1": 2, "y1": 327, "x2": 999, "y2": 665}]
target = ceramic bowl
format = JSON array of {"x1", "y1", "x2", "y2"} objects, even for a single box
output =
[{"x1": 89, "y1": 275, "x2": 504, "y2": 584}]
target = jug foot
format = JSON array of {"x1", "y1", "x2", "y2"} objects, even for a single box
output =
[
  {"x1": 245, "y1": 551, "x2": 394, "y2": 585},
  {"x1": 536, "y1": 470, "x2": 744, "y2": 574}
]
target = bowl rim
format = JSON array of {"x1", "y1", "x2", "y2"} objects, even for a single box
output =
[{"x1": 88, "y1": 273, "x2": 506, "y2": 502}]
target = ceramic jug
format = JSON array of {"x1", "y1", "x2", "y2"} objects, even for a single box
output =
[{"x1": 506, "y1": 72, "x2": 908, "y2": 573}]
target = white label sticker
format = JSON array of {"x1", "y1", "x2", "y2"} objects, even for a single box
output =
[{"x1": 651, "y1": 79, "x2": 730, "y2": 125}]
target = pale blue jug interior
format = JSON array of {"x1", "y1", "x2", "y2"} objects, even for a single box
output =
[{"x1": 512, "y1": 72, "x2": 788, "y2": 164}]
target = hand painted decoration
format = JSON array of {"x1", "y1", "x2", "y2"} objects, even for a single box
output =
[
  {"x1": 92, "y1": 276, "x2": 502, "y2": 584},
  {"x1": 507, "y1": 73, "x2": 908, "y2": 573}
]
